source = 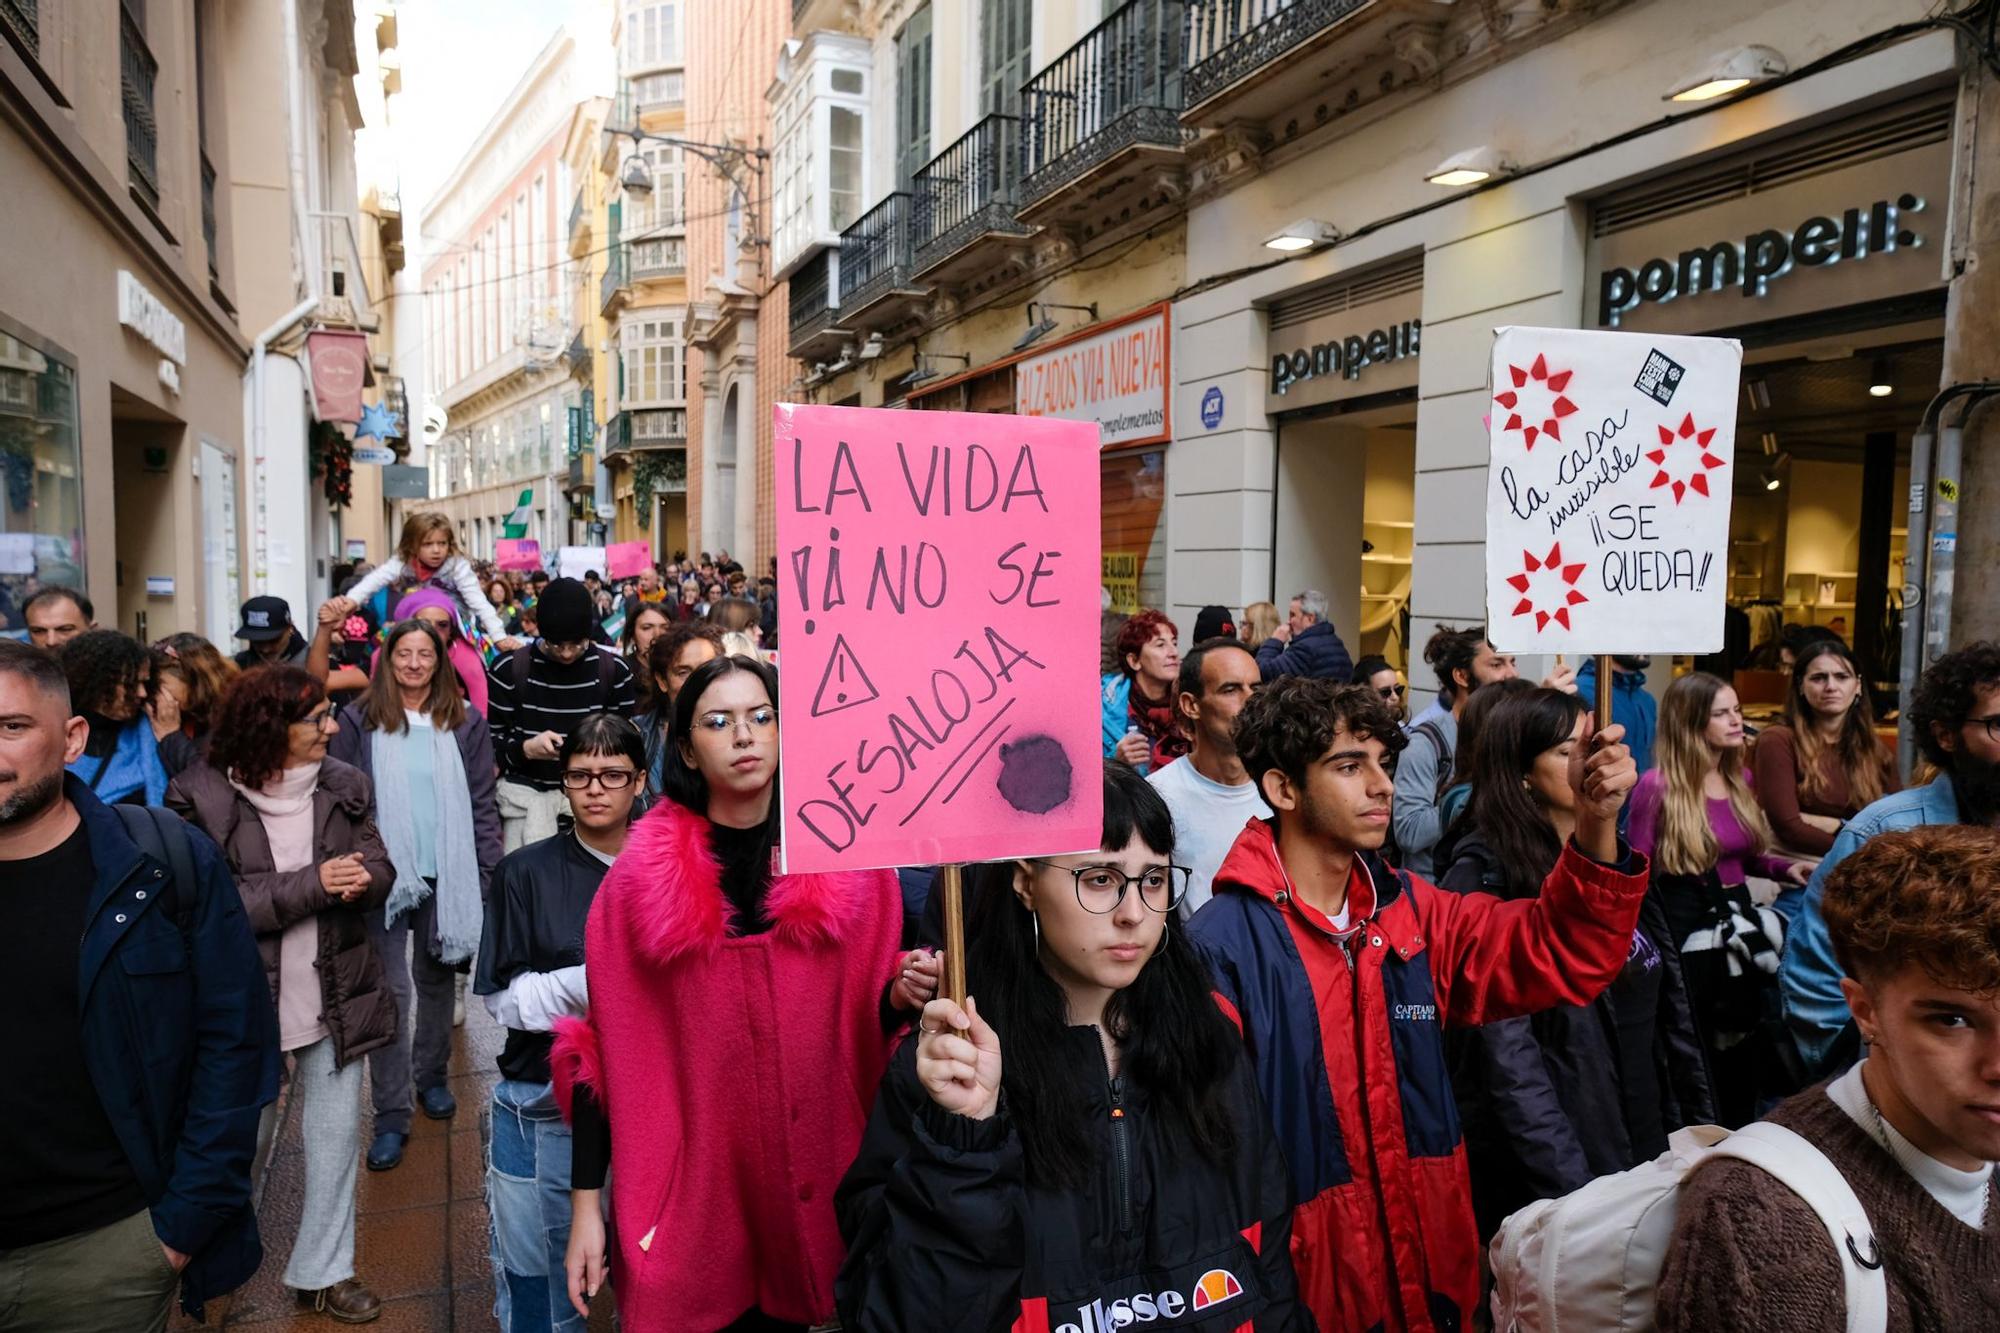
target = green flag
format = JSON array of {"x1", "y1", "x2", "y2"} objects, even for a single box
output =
[{"x1": 500, "y1": 488, "x2": 535, "y2": 539}]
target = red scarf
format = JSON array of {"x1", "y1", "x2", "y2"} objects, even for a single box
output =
[{"x1": 1128, "y1": 680, "x2": 1190, "y2": 767}]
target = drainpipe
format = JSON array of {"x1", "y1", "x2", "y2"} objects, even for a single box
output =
[
  {"x1": 1897, "y1": 382, "x2": 2000, "y2": 774},
  {"x1": 244, "y1": 0, "x2": 320, "y2": 596}
]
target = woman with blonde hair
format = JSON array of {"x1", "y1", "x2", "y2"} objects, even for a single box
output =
[
  {"x1": 1240, "y1": 601, "x2": 1280, "y2": 653},
  {"x1": 1752, "y1": 636, "x2": 1898, "y2": 859},
  {"x1": 1628, "y1": 671, "x2": 1812, "y2": 1125}
]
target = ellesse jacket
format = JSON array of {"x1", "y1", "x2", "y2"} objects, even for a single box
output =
[{"x1": 835, "y1": 1024, "x2": 1308, "y2": 1332}]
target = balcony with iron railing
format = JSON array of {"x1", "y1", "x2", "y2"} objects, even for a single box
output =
[
  {"x1": 912, "y1": 114, "x2": 1035, "y2": 285},
  {"x1": 600, "y1": 244, "x2": 630, "y2": 315},
  {"x1": 786, "y1": 247, "x2": 849, "y2": 361},
  {"x1": 2, "y1": 0, "x2": 38, "y2": 58},
  {"x1": 566, "y1": 327, "x2": 589, "y2": 378},
  {"x1": 837, "y1": 192, "x2": 927, "y2": 332},
  {"x1": 1019, "y1": 0, "x2": 1191, "y2": 226},
  {"x1": 602, "y1": 408, "x2": 688, "y2": 458},
  {"x1": 1182, "y1": 0, "x2": 1440, "y2": 127},
  {"x1": 120, "y1": 4, "x2": 159, "y2": 212}
]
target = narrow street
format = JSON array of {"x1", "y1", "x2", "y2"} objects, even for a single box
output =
[{"x1": 173, "y1": 1000, "x2": 613, "y2": 1333}]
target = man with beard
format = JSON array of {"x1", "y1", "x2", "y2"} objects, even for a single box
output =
[
  {"x1": 1576, "y1": 653, "x2": 1658, "y2": 773},
  {"x1": 0, "y1": 641, "x2": 276, "y2": 1331},
  {"x1": 1780, "y1": 641, "x2": 2000, "y2": 1076}
]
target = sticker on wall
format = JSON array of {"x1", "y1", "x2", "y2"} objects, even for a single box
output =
[
  {"x1": 1938, "y1": 477, "x2": 1960, "y2": 503},
  {"x1": 1200, "y1": 386, "x2": 1225, "y2": 430}
]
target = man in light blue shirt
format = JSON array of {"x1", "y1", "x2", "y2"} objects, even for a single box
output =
[{"x1": 1780, "y1": 642, "x2": 2000, "y2": 1075}]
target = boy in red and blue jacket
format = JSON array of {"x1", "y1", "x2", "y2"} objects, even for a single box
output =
[{"x1": 1190, "y1": 678, "x2": 1649, "y2": 1333}]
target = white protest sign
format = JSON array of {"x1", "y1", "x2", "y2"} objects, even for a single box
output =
[
  {"x1": 556, "y1": 545, "x2": 606, "y2": 581},
  {"x1": 1485, "y1": 326, "x2": 1741, "y2": 654}
]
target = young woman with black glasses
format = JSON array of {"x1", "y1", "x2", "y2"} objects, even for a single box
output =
[{"x1": 836, "y1": 762, "x2": 1305, "y2": 1331}]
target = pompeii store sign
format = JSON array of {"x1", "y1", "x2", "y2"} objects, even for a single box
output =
[
  {"x1": 1588, "y1": 128, "x2": 1948, "y2": 336},
  {"x1": 1265, "y1": 275, "x2": 1423, "y2": 415}
]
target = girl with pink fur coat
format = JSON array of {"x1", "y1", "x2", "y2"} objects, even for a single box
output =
[{"x1": 550, "y1": 655, "x2": 939, "y2": 1330}]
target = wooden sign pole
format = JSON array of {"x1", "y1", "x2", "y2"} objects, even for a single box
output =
[
  {"x1": 1594, "y1": 653, "x2": 1615, "y2": 733},
  {"x1": 938, "y1": 863, "x2": 968, "y2": 1008}
]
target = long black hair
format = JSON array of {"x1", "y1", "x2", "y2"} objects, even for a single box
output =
[
  {"x1": 1459, "y1": 686, "x2": 1586, "y2": 899},
  {"x1": 659, "y1": 654, "x2": 782, "y2": 883},
  {"x1": 963, "y1": 761, "x2": 1241, "y2": 1188}
]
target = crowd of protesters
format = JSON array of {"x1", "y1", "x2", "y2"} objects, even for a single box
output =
[{"x1": 0, "y1": 539, "x2": 1995, "y2": 1333}]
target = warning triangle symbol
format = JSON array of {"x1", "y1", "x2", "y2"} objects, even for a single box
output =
[{"x1": 810, "y1": 633, "x2": 881, "y2": 717}]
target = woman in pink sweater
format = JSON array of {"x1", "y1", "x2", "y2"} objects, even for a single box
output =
[
  {"x1": 1628, "y1": 672, "x2": 1811, "y2": 1126},
  {"x1": 550, "y1": 655, "x2": 935, "y2": 1330}
]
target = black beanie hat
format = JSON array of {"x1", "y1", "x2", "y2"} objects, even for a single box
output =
[
  {"x1": 1192, "y1": 605, "x2": 1237, "y2": 641},
  {"x1": 537, "y1": 577, "x2": 593, "y2": 642}
]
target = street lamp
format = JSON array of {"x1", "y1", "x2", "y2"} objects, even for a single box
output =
[
  {"x1": 1013, "y1": 301, "x2": 1099, "y2": 352},
  {"x1": 1425, "y1": 146, "x2": 1515, "y2": 187},
  {"x1": 1665, "y1": 46, "x2": 1786, "y2": 102},
  {"x1": 613, "y1": 124, "x2": 769, "y2": 238}
]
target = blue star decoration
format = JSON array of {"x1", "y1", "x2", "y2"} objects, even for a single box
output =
[{"x1": 354, "y1": 400, "x2": 401, "y2": 444}]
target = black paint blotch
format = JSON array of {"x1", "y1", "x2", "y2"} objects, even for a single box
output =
[
  {"x1": 829, "y1": 526, "x2": 840, "y2": 541},
  {"x1": 804, "y1": 618, "x2": 816, "y2": 635},
  {"x1": 996, "y1": 735, "x2": 1072, "y2": 815}
]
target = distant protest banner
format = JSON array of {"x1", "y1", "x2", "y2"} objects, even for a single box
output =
[
  {"x1": 493, "y1": 538, "x2": 541, "y2": 571},
  {"x1": 556, "y1": 545, "x2": 607, "y2": 581},
  {"x1": 774, "y1": 403, "x2": 1103, "y2": 874},
  {"x1": 1485, "y1": 326, "x2": 1742, "y2": 655},
  {"x1": 605, "y1": 541, "x2": 652, "y2": 580}
]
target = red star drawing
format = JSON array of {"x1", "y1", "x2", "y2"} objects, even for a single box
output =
[
  {"x1": 1505, "y1": 542, "x2": 1589, "y2": 632},
  {"x1": 1493, "y1": 353, "x2": 1578, "y2": 451},
  {"x1": 1646, "y1": 414, "x2": 1728, "y2": 503}
]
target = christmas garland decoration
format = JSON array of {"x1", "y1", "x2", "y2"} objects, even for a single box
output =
[
  {"x1": 630, "y1": 451, "x2": 686, "y2": 530},
  {"x1": 309, "y1": 420, "x2": 355, "y2": 508}
]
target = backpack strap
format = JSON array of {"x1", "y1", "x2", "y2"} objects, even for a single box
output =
[
  {"x1": 597, "y1": 643, "x2": 621, "y2": 695},
  {"x1": 1412, "y1": 719, "x2": 1454, "y2": 800},
  {"x1": 1705, "y1": 1121, "x2": 1888, "y2": 1333},
  {"x1": 511, "y1": 644, "x2": 533, "y2": 696},
  {"x1": 114, "y1": 804, "x2": 200, "y2": 941}
]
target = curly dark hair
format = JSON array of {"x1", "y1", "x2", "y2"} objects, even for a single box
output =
[
  {"x1": 1423, "y1": 624, "x2": 1487, "y2": 703},
  {"x1": 208, "y1": 665, "x2": 325, "y2": 790},
  {"x1": 1907, "y1": 640, "x2": 2000, "y2": 772},
  {"x1": 58, "y1": 629, "x2": 148, "y2": 717},
  {"x1": 1234, "y1": 677, "x2": 1408, "y2": 812},
  {"x1": 647, "y1": 621, "x2": 725, "y2": 704},
  {"x1": 1114, "y1": 609, "x2": 1178, "y2": 678},
  {"x1": 1823, "y1": 824, "x2": 2000, "y2": 993}
]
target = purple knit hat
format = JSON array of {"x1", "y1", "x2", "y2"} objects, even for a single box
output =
[{"x1": 394, "y1": 587, "x2": 462, "y2": 638}]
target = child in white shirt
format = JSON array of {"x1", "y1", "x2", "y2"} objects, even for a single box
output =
[{"x1": 337, "y1": 511, "x2": 520, "y2": 647}]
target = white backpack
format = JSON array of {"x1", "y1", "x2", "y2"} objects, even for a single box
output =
[{"x1": 1488, "y1": 1121, "x2": 1886, "y2": 1333}]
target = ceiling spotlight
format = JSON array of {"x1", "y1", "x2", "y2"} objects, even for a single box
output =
[
  {"x1": 857, "y1": 333, "x2": 885, "y2": 361},
  {"x1": 1760, "y1": 431, "x2": 1779, "y2": 457},
  {"x1": 1666, "y1": 45, "x2": 1787, "y2": 102},
  {"x1": 1868, "y1": 358, "x2": 1893, "y2": 398},
  {"x1": 1763, "y1": 451, "x2": 1791, "y2": 491},
  {"x1": 1263, "y1": 219, "x2": 1342, "y2": 254},
  {"x1": 1425, "y1": 146, "x2": 1514, "y2": 187},
  {"x1": 1745, "y1": 378, "x2": 1771, "y2": 411}
]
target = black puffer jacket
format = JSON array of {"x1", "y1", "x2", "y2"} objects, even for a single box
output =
[
  {"x1": 837, "y1": 1026, "x2": 1307, "y2": 1332},
  {"x1": 472, "y1": 831, "x2": 610, "y2": 1083},
  {"x1": 1440, "y1": 829, "x2": 1715, "y2": 1236}
]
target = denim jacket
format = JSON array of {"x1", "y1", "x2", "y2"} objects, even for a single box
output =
[{"x1": 1777, "y1": 775, "x2": 1961, "y2": 1074}]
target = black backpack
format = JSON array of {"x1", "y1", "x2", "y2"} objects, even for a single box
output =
[{"x1": 114, "y1": 804, "x2": 199, "y2": 941}]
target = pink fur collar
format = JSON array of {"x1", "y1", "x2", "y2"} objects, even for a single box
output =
[{"x1": 605, "y1": 800, "x2": 885, "y2": 965}]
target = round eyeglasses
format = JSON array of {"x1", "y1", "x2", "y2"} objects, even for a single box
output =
[{"x1": 1025, "y1": 859, "x2": 1191, "y2": 914}]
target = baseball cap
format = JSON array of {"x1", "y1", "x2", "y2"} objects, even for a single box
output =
[
  {"x1": 1192, "y1": 605, "x2": 1237, "y2": 641},
  {"x1": 235, "y1": 595, "x2": 294, "y2": 642}
]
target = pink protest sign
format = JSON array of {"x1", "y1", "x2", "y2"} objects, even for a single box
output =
[
  {"x1": 605, "y1": 541, "x2": 653, "y2": 580},
  {"x1": 774, "y1": 403, "x2": 1103, "y2": 874},
  {"x1": 493, "y1": 538, "x2": 541, "y2": 571}
]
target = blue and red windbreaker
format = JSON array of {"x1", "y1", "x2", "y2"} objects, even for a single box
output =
[{"x1": 1189, "y1": 819, "x2": 1648, "y2": 1333}]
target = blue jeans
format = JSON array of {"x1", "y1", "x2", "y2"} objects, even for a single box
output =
[{"x1": 487, "y1": 1080, "x2": 582, "y2": 1333}]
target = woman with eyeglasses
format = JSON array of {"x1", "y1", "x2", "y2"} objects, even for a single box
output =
[
  {"x1": 328, "y1": 618, "x2": 502, "y2": 1169},
  {"x1": 167, "y1": 666, "x2": 394, "y2": 1323},
  {"x1": 473, "y1": 714, "x2": 644, "y2": 1333},
  {"x1": 553, "y1": 656, "x2": 929, "y2": 1330},
  {"x1": 836, "y1": 761, "x2": 1304, "y2": 1330}
]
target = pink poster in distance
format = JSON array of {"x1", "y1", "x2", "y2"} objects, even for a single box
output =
[{"x1": 774, "y1": 402, "x2": 1104, "y2": 875}]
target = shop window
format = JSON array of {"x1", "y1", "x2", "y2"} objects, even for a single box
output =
[
  {"x1": 1101, "y1": 449, "x2": 1166, "y2": 615},
  {"x1": 0, "y1": 322, "x2": 84, "y2": 610},
  {"x1": 633, "y1": 70, "x2": 684, "y2": 108}
]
